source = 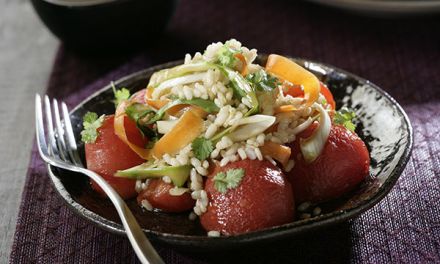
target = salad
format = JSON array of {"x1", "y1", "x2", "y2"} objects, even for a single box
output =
[{"x1": 81, "y1": 39, "x2": 370, "y2": 236}]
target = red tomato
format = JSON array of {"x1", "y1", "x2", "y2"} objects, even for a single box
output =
[
  {"x1": 200, "y1": 160, "x2": 294, "y2": 235},
  {"x1": 287, "y1": 124, "x2": 370, "y2": 203},
  {"x1": 283, "y1": 82, "x2": 336, "y2": 110},
  {"x1": 320, "y1": 83, "x2": 336, "y2": 110},
  {"x1": 85, "y1": 115, "x2": 147, "y2": 199},
  {"x1": 283, "y1": 82, "x2": 304, "y2": 98},
  {"x1": 137, "y1": 179, "x2": 195, "y2": 213}
]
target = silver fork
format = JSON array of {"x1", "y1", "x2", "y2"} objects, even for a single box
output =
[{"x1": 35, "y1": 94, "x2": 164, "y2": 264}]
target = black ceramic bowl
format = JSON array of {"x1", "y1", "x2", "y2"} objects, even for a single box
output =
[
  {"x1": 31, "y1": 0, "x2": 177, "y2": 51},
  {"x1": 47, "y1": 56, "x2": 412, "y2": 251}
]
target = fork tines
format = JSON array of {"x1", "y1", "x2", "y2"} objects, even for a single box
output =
[{"x1": 35, "y1": 94, "x2": 82, "y2": 167}]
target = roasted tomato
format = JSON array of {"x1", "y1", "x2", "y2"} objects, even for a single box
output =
[
  {"x1": 200, "y1": 160, "x2": 294, "y2": 235},
  {"x1": 85, "y1": 115, "x2": 147, "y2": 199},
  {"x1": 283, "y1": 82, "x2": 304, "y2": 98},
  {"x1": 137, "y1": 179, "x2": 195, "y2": 213},
  {"x1": 319, "y1": 83, "x2": 336, "y2": 110},
  {"x1": 287, "y1": 124, "x2": 370, "y2": 203},
  {"x1": 283, "y1": 82, "x2": 336, "y2": 110}
]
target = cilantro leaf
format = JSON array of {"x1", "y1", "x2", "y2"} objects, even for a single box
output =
[
  {"x1": 111, "y1": 82, "x2": 130, "y2": 107},
  {"x1": 246, "y1": 69, "x2": 280, "y2": 92},
  {"x1": 192, "y1": 137, "x2": 214, "y2": 160},
  {"x1": 213, "y1": 172, "x2": 228, "y2": 193},
  {"x1": 125, "y1": 103, "x2": 154, "y2": 123},
  {"x1": 213, "y1": 168, "x2": 245, "y2": 193},
  {"x1": 334, "y1": 107, "x2": 356, "y2": 132},
  {"x1": 217, "y1": 45, "x2": 240, "y2": 68},
  {"x1": 80, "y1": 112, "x2": 105, "y2": 143}
]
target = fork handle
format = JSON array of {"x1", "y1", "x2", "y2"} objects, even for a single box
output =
[{"x1": 80, "y1": 168, "x2": 165, "y2": 264}]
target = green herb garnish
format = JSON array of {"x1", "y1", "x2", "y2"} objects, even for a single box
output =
[
  {"x1": 218, "y1": 66, "x2": 259, "y2": 116},
  {"x1": 125, "y1": 103, "x2": 154, "y2": 123},
  {"x1": 192, "y1": 137, "x2": 214, "y2": 160},
  {"x1": 149, "y1": 98, "x2": 220, "y2": 125},
  {"x1": 334, "y1": 107, "x2": 356, "y2": 132},
  {"x1": 217, "y1": 45, "x2": 240, "y2": 68},
  {"x1": 125, "y1": 103, "x2": 157, "y2": 139},
  {"x1": 111, "y1": 82, "x2": 130, "y2": 107},
  {"x1": 213, "y1": 168, "x2": 245, "y2": 193},
  {"x1": 246, "y1": 69, "x2": 280, "y2": 92},
  {"x1": 80, "y1": 112, "x2": 105, "y2": 143}
]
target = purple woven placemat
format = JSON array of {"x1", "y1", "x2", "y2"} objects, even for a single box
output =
[{"x1": 10, "y1": 0, "x2": 440, "y2": 263}]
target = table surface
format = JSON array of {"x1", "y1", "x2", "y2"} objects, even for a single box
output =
[{"x1": 0, "y1": 0, "x2": 57, "y2": 262}]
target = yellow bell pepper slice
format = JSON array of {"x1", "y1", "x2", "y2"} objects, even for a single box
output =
[{"x1": 265, "y1": 54, "x2": 320, "y2": 106}]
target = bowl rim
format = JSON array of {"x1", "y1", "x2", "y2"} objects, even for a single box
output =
[
  {"x1": 47, "y1": 57, "x2": 413, "y2": 247},
  {"x1": 40, "y1": 0, "x2": 124, "y2": 7},
  {"x1": 305, "y1": 0, "x2": 440, "y2": 14}
]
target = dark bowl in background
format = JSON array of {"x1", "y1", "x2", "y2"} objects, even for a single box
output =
[{"x1": 31, "y1": 0, "x2": 178, "y2": 52}]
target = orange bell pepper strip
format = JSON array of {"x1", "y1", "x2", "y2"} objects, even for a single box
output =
[
  {"x1": 260, "y1": 141, "x2": 291, "y2": 167},
  {"x1": 265, "y1": 54, "x2": 320, "y2": 106},
  {"x1": 152, "y1": 109, "x2": 204, "y2": 158}
]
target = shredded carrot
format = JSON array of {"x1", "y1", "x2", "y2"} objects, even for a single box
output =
[
  {"x1": 260, "y1": 141, "x2": 291, "y2": 167},
  {"x1": 266, "y1": 54, "x2": 320, "y2": 106},
  {"x1": 274, "y1": 105, "x2": 297, "y2": 114},
  {"x1": 145, "y1": 86, "x2": 154, "y2": 100},
  {"x1": 144, "y1": 86, "x2": 169, "y2": 109},
  {"x1": 185, "y1": 105, "x2": 207, "y2": 118},
  {"x1": 147, "y1": 99, "x2": 169, "y2": 109},
  {"x1": 152, "y1": 109, "x2": 204, "y2": 158},
  {"x1": 234, "y1": 53, "x2": 248, "y2": 76},
  {"x1": 163, "y1": 104, "x2": 208, "y2": 118},
  {"x1": 166, "y1": 104, "x2": 190, "y2": 117}
]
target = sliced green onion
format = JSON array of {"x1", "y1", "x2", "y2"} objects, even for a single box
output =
[
  {"x1": 218, "y1": 66, "x2": 259, "y2": 116},
  {"x1": 148, "y1": 62, "x2": 216, "y2": 87},
  {"x1": 300, "y1": 104, "x2": 331, "y2": 163},
  {"x1": 292, "y1": 117, "x2": 314, "y2": 135},
  {"x1": 228, "y1": 115, "x2": 276, "y2": 142},
  {"x1": 152, "y1": 72, "x2": 207, "y2": 99}
]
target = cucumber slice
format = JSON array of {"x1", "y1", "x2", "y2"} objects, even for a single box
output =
[{"x1": 115, "y1": 164, "x2": 191, "y2": 187}]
